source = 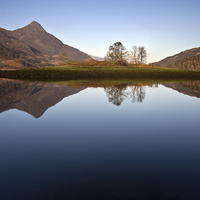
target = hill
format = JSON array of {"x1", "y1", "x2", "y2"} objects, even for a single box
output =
[
  {"x1": 152, "y1": 47, "x2": 200, "y2": 70},
  {"x1": 0, "y1": 42, "x2": 42, "y2": 69},
  {"x1": 167, "y1": 54, "x2": 200, "y2": 70},
  {"x1": 88, "y1": 54, "x2": 104, "y2": 61},
  {"x1": 0, "y1": 21, "x2": 91, "y2": 69}
]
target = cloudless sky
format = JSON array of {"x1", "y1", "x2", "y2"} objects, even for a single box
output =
[{"x1": 1, "y1": 0, "x2": 200, "y2": 62}]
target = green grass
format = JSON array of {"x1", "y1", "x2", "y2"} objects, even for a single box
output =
[{"x1": 1, "y1": 65, "x2": 200, "y2": 82}]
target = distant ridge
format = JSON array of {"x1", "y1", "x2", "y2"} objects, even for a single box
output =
[
  {"x1": 152, "y1": 47, "x2": 200, "y2": 70},
  {"x1": 0, "y1": 21, "x2": 91, "y2": 69},
  {"x1": 89, "y1": 54, "x2": 104, "y2": 61}
]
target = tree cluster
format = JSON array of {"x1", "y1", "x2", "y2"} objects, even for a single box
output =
[
  {"x1": 105, "y1": 42, "x2": 147, "y2": 64},
  {"x1": 130, "y1": 46, "x2": 147, "y2": 64}
]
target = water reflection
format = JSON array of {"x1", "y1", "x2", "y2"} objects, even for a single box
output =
[
  {"x1": 1, "y1": 78, "x2": 200, "y2": 117},
  {"x1": 164, "y1": 81, "x2": 200, "y2": 98},
  {"x1": 104, "y1": 84, "x2": 128, "y2": 106},
  {"x1": 1, "y1": 79, "x2": 200, "y2": 200},
  {"x1": 0, "y1": 78, "x2": 86, "y2": 118},
  {"x1": 104, "y1": 84, "x2": 158, "y2": 105}
]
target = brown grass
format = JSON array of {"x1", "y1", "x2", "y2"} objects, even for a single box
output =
[
  {"x1": 58, "y1": 60, "x2": 130, "y2": 67},
  {"x1": 1, "y1": 60, "x2": 23, "y2": 69}
]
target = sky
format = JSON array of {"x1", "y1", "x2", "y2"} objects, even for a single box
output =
[{"x1": 1, "y1": 0, "x2": 200, "y2": 63}]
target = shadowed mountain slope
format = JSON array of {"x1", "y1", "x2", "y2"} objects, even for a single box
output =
[
  {"x1": 152, "y1": 47, "x2": 200, "y2": 70},
  {"x1": 0, "y1": 27, "x2": 42, "y2": 57},
  {"x1": 166, "y1": 54, "x2": 200, "y2": 70},
  {"x1": 0, "y1": 21, "x2": 91, "y2": 69}
]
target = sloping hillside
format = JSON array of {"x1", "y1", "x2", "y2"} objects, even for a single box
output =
[
  {"x1": 0, "y1": 27, "x2": 42, "y2": 57},
  {"x1": 167, "y1": 54, "x2": 200, "y2": 70},
  {"x1": 0, "y1": 42, "x2": 43, "y2": 69},
  {"x1": 153, "y1": 47, "x2": 200, "y2": 70},
  {"x1": 0, "y1": 21, "x2": 91, "y2": 69}
]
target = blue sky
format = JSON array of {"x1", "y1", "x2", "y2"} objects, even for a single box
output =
[{"x1": 1, "y1": 0, "x2": 200, "y2": 62}]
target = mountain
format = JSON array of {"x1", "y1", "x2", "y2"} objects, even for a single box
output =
[
  {"x1": 0, "y1": 21, "x2": 91, "y2": 69},
  {"x1": 88, "y1": 54, "x2": 104, "y2": 61},
  {"x1": 152, "y1": 47, "x2": 200, "y2": 70},
  {"x1": 0, "y1": 78, "x2": 86, "y2": 118},
  {"x1": 166, "y1": 54, "x2": 200, "y2": 70},
  {"x1": 0, "y1": 42, "x2": 42, "y2": 69}
]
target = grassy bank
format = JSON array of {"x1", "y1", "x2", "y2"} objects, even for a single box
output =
[{"x1": 1, "y1": 62, "x2": 200, "y2": 82}]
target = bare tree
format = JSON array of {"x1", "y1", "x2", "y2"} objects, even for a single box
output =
[
  {"x1": 138, "y1": 46, "x2": 147, "y2": 64},
  {"x1": 130, "y1": 46, "x2": 147, "y2": 64},
  {"x1": 130, "y1": 46, "x2": 138, "y2": 64}
]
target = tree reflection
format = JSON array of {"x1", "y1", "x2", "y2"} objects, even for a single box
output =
[
  {"x1": 104, "y1": 84, "x2": 157, "y2": 106},
  {"x1": 104, "y1": 84, "x2": 128, "y2": 106},
  {"x1": 129, "y1": 86, "x2": 145, "y2": 103}
]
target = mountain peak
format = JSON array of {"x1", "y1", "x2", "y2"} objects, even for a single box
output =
[
  {"x1": 0, "y1": 21, "x2": 91, "y2": 69},
  {"x1": 27, "y1": 21, "x2": 45, "y2": 31}
]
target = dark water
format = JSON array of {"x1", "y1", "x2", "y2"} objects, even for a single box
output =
[{"x1": 1, "y1": 79, "x2": 200, "y2": 200}]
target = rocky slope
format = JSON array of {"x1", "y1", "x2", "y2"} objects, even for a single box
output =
[
  {"x1": 0, "y1": 21, "x2": 91, "y2": 69},
  {"x1": 152, "y1": 47, "x2": 200, "y2": 70}
]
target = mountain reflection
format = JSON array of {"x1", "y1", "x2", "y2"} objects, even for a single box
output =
[
  {"x1": 104, "y1": 84, "x2": 158, "y2": 106},
  {"x1": 0, "y1": 78, "x2": 86, "y2": 118},
  {"x1": 163, "y1": 81, "x2": 200, "y2": 98},
  {"x1": 1, "y1": 78, "x2": 200, "y2": 117}
]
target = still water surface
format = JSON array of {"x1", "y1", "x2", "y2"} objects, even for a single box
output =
[{"x1": 0, "y1": 79, "x2": 200, "y2": 200}]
